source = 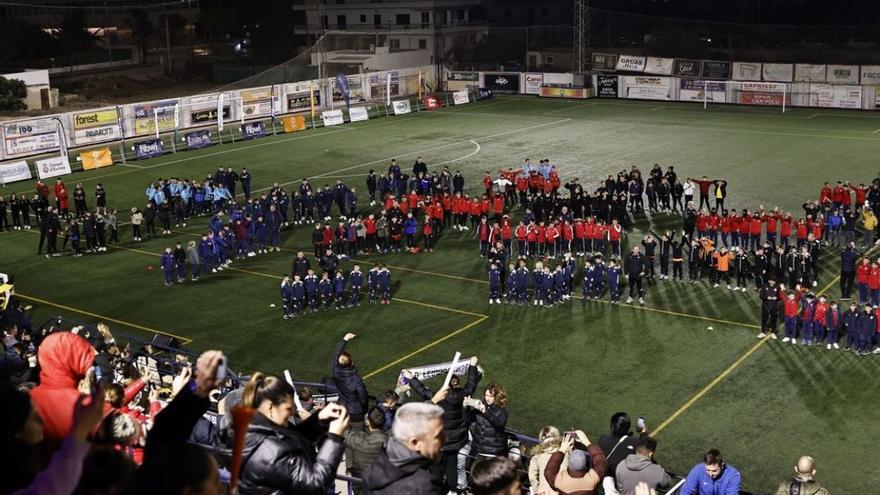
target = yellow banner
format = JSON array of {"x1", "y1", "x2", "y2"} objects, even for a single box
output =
[
  {"x1": 241, "y1": 87, "x2": 276, "y2": 103},
  {"x1": 282, "y1": 115, "x2": 307, "y2": 133},
  {"x1": 80, "y1": 148, "x2": 114, "y2": 170},
  {"x1": 73, "y1": 109, "x2": 119, "y2": 129}
]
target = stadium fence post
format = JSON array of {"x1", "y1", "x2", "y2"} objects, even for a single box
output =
[{"x1": 703, "y1": 80, "x2": 708, "y2": 110}]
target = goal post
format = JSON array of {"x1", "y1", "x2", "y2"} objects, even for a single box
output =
[{"x1": 697, "y1": 80, "x2": 792, "y2": 113}]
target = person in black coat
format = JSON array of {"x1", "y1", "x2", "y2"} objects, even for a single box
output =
[
  {"x1": 291, "y1": 251, "x2": 311, "y2": 279},
  {"x1": 467, "y1": 382, "x2": 509, "y2": 459},
  {"x1": 624, "y1": 245, "x2": 649, "y2": 305},
  {"x1": 331, "y1": 333, "x2": 368, "y2": 425},
  {"x1": 407, "y1": 357, "x2": 481, "y2": 492},
  {"x1": 236, "y1": 372, "x2": 350, "y2": 495}
]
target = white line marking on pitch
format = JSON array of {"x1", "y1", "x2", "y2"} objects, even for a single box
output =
[
  {"x1": 806, "y1": 114, "x2": 819, "y2": 119},
  {"x1": 874, "y1": 128, "x2": 880, "y2": 134}
]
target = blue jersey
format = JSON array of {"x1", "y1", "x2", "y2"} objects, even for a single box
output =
[
  {"x1": 161, "y1": 253, "x2": 175, "y2": 271},
  {"x1": 514, "y1": 268, "x2": 529, "y2": 288},
  {"x1": 607, "y1": 266, "x2": 621, "y2": 286},
  {"x1": 280, "y1": 282, "x2": 293, "y2": 300},
  {"x1": 489, "y1": 267, "x2": 501, "y2": 287},
  {"x1": 304, "y1": 275, "x2": 319, "y2": 294},
  {"x1": 319, "y1": 279, "x2": 332, "y2": 296},
  {"x1": 349, "y1": 271, "x2": 363, "y2": 288},
  {"x1": 333, "y1": 276, "x2": 346, "y2": 294},
  {"x1": 377, "y1": 269, "x2": 391, "y2": 288},
  {"x1": 292, "y1": 281, "x2": 305, "y2": 299}
]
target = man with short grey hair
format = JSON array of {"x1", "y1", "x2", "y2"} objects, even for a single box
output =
[
  {"x1": 775, "y1": 456, "x2": 829, "y2": 495},
  {"x1": 363, "y1": 402, "x2": 445, "y2": 495}
]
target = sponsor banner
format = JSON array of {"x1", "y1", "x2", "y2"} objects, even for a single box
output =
[
  {"x1": 539, "y1": 87, "x2": 588, "y2": 99},
  {"x1": 876, "y1": 87, "x2": 880, "y2": 108},
  {"x1": 72, "y1": 108, "x2": 122, "y2": 146},
  {"x1": 134, "y1": 139, "x2": 164, "y2": 160},
  {"x1": 701, "y1": 60, "x2": 731, "y2": 80},
  {"x1": 453, "y1": 90, "x2": 469, "y2": 105},
  {"x1": 392, "y1": 100, "x2": 412, "y2": 115},
  {"x1": 133, "y1": 100, "x2": 177, "y2": 135},
  {"x1": 190, "y1": 107, "x2": 230, "y2": 125},
  {"x1": 622, "y1": 76, "x2": 672, "y2": 101},
  {"x1": 524, "y1": 73, "x2": 544, "y2": 94},
  {"x1": 240, "y1": 121, "x2": 265, "y2": 139},
  {"x1": 680, "y1": 80, "x2": 726, "y2": 102},
  {"x1": 732, "y1": 62, "x2": 762, "y2": 81},
  {"x1": 422, "y1": 95, "x2": 442, "y2": 110},
  {"x1": 860, "y1": 65, "x2": 880, "y2": 85},
  {"x1": 333, "y1": 75, "x2": 364, "y2": 105},
  {"x1": 184, "y1": 130, "x2": 213, "y2": 150},
  {"x1": 479, "y1": 88, "x2": 494, "y2": 100},
  {"x1": 80, "y1": 148, "x2": 113, "y2": 170},
  {"x1": 73, "y1": 125, "x2": 121, "y2": 146},
  {"x1": 448, "y1": 71, "x2": 479, "y2": 81},
  {"x1": 286, "y1": 91, "x2": 320, "y2": 113},
  {"x1": 240, "y1": 87, "x2": 280, "y2": 118},
  {"x1": 673, "y1": 59, "x2": 702, "y2": 77},
  {"x1": 368, "y1": 71, "x2": 400, "y2": 99},
  {"x1": 0, "y1": 160, "x2": 32, "y2": 184},
  {"x1": 483, "y1": 73, "x2": 520, "y2": 92},
  {"x1": 349, "y1": 106, "x2": 369, "y2": 122},
  {"x1": 395, "y1": 356, "x2": 476, "y2": 393},
  {"x1": 597, "y1": 74, "x2": 619, "y2": 98},
  {"x1": 762, "y1": 63, "x2": 793, "y2": 82},
  {"x1": 811, "y1": 84, "x2": 862, "y2": 109},
  {"x1": 826, "y1": 65, "x2": 859, "y2": 84},
  {"x1": 644, "y1": 57, "x2": 674, "y2": 75},
  {"x1": 3, "y1": 118, "x2": 60, "y2": 157},
  {"x1": 321, "y1": 109, "x2": 345, "y2": 126},
  {"x1": 794, "y1": 64, "x2": 827, "y2": 82},
  {"x1": 35, "y1": 156, "x2": 71, "y2": 180},
  {"x1": 189, "y1": 94, "x2": 231, "y2": 125},
  {"x1": 281, "y1": 115, "x2": 307, "y2": 132},
  {"x1": 616, "y1": 55, "x2": 646, "y2": 72},
  {"x1": 72, "y1": 109, "x2": 119, "y2": 130},
  {"x1": 741, "y1": 81, "x2": 787, "y2": 93},
  {"x1": 591, "y1": 53, "x2": 618, "y2": 71}
]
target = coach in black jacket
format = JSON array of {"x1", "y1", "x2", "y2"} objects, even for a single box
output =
[
  {"x1": 407, "y1": 357, "x2": 481, "y2": 492},
  {"x1": 624, "y1": 246, "x2": 649, "y2": 304},
  {"x1": 332, "y1": 333, "x2": 369, "y2": 423}
]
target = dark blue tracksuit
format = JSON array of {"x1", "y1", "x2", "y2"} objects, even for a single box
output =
[
  {"x1": 291, "y1": 281, "x2": 305, "y2": 315},
  {"x1": 304, "y1": 275, "x2": 319, "y2": 311},
  {"x1": 377, "y1": 269, "x2": 391, "y2": 300},
  {"x1": 856, "y1": 311, "x2": 876, "y2": 353},
  {"x1": 161, "y1": 252, "x2": 175, "y2": 284},
  {"x1": 488, "y1": 267, "x2": 501, "y2": 299},
  {"x1": 319, "y1": 278, "x2": 333, "y2": 309},
  {"x1": 348, "y1": 271, "x2": 363, "y2": 307},
  {"x1": 333, "y1": 275, "x2": 346, "y2": 308},
  {"x1": 843, "y1": 309, "x2": 860, "y2": 349},
  {"x1": 281, "y1": 282, "x2": 293, "y2": 317},
  {"x1": 514, "y1": 268, "x2": 529, "y2": 304},
  {"x1": 607, "y1": 266, "x2": 621, "y2": 302}
]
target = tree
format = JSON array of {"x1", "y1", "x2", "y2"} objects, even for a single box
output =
[{"x1": 0, "y1": 77, "x2": 28, "y2": 111}]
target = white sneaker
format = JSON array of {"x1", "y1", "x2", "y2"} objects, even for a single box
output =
[
  {"x1": 782, "y1": 337, "x2": 790, "y2": 343},
  {"x1": 713, "y1": 283, "x2": 719, "y2": 288},
  {"x1": 489, "y1": 299, "x2": 494, "y2": 305},
  {"x1": 873, "y1": 348, "x2": 880, "y2": 354},
  {"x1": 247, "y1": 252, "x2": 256, "y2": 257},
  {"x1": 495, "y1": 298, "x2": 502, "y2": 304},
  {"x1": 726, "y1": 285, "x2": 732, "y2": 290},
  {"x1": 833, "y1": 343, "x2": 840, "y2": 349},
  {"x1": 212, "y1": 268, "x2": 217, "y2": 273},
  {"x1": 826, "y1": 344, "x2": 832, "y2": 350},
  {"x1": 791, "y1": 339, "x2": 796, "y2": 345},
  {"x1": 217, "y1": 266, "x2": 224, "y2": 271},
  {"x1": 533, "y1": 300, "x2": 538, "y2": 306},
  {"x1": 813, "y1": 281, "x2": 817, "y2": 287},
  {"x1": 539, "y1": 300, "x2": 544, "y2": 306},
  {"x1": 639, "y1": 297, "x2": 645, "y2": 305},
  {"x1": 769, "y1": 333, "x2": 777, "y2": 339},
  {"x1": 626, "y1": 297, "x2": 634, "y2": 304},
  {"x1": 757, "y1": 332, "x2": 766, "y2": 339}
]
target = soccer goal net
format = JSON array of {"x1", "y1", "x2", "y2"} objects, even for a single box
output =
[{"x1": 694, "y1": 80, "x2": 792, "y2": 113}]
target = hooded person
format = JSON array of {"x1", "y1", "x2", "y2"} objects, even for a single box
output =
[
  {"x1": 363, "y1": 402, "x2": 445, "y2": 495},
  {"x1": 29, "y1": 332, "x2": 96, "y2": 441},
  {"x1": 614, "y1": 435, "x2": 671, "y2": 495}
]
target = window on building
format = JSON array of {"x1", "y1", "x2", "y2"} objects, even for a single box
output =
[
  {"x1": 337, "y1": 15, "x2": 346, "y2": 29},
  {"x1": 360, "y1": 14, "x2": 366, "y2": 23},
  {"x1": 321, "y1": 15, "x2": 328, "y2": 30},
  {"x1": 374, "y1": 14, "x2": 381, "y2": 27},
  {"x1": 418, "y1": 39, "x2": 427, "y2": 49},
  {"x1": 421, "y1": 11, "x2": 430, "y2": 26},
  {"x1": 545, "y1": 56, "x2": 555, "y2": 64},
  {"x1": 396, "y1": 14, "x2": 410, "y2": 25},
  {"x1": 390, "y1": 38, "x2": 401, "y2": 49}
]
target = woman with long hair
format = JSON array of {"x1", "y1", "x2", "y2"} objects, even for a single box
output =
[
  {"x1": 237, "y1": 372, "x2": 350, "y2": 495},
  {"x1": 528, "y1": 426, "x2": 563, "y2": 495},
  {"x1": 468, "y1": 382, "x2": 509, "y2": 459}
]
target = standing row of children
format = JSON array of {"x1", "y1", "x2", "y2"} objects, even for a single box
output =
[{"x1": 279, "y1": 264, "x2": 392, "y2": 318}]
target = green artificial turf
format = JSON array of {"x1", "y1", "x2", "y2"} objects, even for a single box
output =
[{"x1": 4, "y1": 95, "x2": 880, "y2": 493}]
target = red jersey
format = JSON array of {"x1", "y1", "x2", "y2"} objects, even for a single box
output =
[
  {"x1": 831, "y1": 186, "x2": 845, "y2": 204},
  {"x1": 423, "y1": 221, "x2": 433, "y2": 236},
  {"x1": 516, "y1": 177, "x2": 529, "y2": 192},
  {"x1": 526, "y1": 224, "x2": 538, "y2": 242},
  {"x1": 856, "y1": 187, "x2": 867, "y2": 205},
  {"x1": 812, "y1": 301, "x2": 828, "y2": 323},
  {"x1": 763, "y1": 213, "x2": 779, "y2": 233},
  {"x1": 480, "y1": 198, "x2": 490, "y2": 214},
  {"x1": 515, "y1": 225, "x2": 528, "y2": 241},
  {"x1": 738, "y1": 217, "x2": 750, "y2": 235},
  {"x1": 749, "y1": 217, "x2": 762, "y2": 236},
  {"x1": 781, "y1": 290, "x2": 802, "y2": 318},
  {"x1": 720, "y1": 216, "x2": 732, "y2": 234},
  {"x1": 492, "y1": 196, "x2": 504, "y2": 214},
  {"x1": 696, "y1": 214, "x2": 708, "y2": 232},
  {"x1": 574, "y1": 221, "x2": 586, "y2": 239},
  {"x1": 780, "y1": 217, "x2": 793, "y2": 237},
  {"x1": 537, "y1": 225, "x2": 547, "y2": 243},
  {"x1": 469, "y1": 200, "x2": 481, "y2": 217},
  {"x1": 811, "y1": 221, "x2": 824, "y2": 239},
  {"x1": 857, "y1": 263, "x2": 871, "y2": 284},
  {"x1": 478, "y1": 222, "x2": 490, "y2": 241},
  {"x1": 869, "y1": 266, "x2": 880, "y2": 290},
  {"x1": 796, "y1": 223, "x2": 808, "y2": 240},
  {"x1": 545, "y1": 226, "x2": 559, "y2": 243},
  {"x1": 560, "y1": 222, "x2": 573, "y2": 241},
  {"x1": 501, "y1": 224, "x2": 512, "y2": 240},
  {"x1": 364, "y1": 218, "x2": 376, "y2": 234},
  {"x1": 608, "y1": 223, "x2": 622, "y2": 241},
  {"x1": 482, "y1": 174, "x2": 492, "y2": 190},
  {"x1": 819, "y1": 186, "x2": 832, "y2": 205}
]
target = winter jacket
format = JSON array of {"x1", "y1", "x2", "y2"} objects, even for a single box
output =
[
  {"x1": 331, "y1": 340, "x2": 368, "y2": 418},
  {"x1": 681, "y1": 462, "x2": 741, "y2": 495},
  {"x1": 615, "y1": 453, "x2": 672, "y2": 495},
  {"x1": 29, "y1": 333, "x2": 96, "y2": 440},
  {"x1": 362, "y1": 437, "x2": 443, "y2": 495},
  {"x1": 545, "y1": 444, "x2": 607, "y2": 495},
  {"x1": 529, "y1": 449, "x2": 565, "y2": 495},
  {"x1": 237, "y1": 413, "x2": 344, "y2": 495},
  {"x1": 469, "y1": 401, "x2": 508, "y2": 456},
  {"x1": 344, "y1": 429, "x2": 388, "y2": 476},
  {"x1": 775, "y1": 478, "x2": 830, "y2": 495},
  {"x1": 409, "y1": 364, "x2": 481, "y2": 451}
]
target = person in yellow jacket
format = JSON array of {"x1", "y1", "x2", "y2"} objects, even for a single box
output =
[
  {"x1": 713, "y1": 247, "x2": 734, "y2": 289},
  {"x1": 861, "y1": 207, "x2": 877, "y2": 248}
]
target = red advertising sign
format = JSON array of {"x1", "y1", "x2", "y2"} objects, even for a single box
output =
[
  {"x1": 741, "y1": 93, "x2": 790, "y2": 106},
  {"x1": 423, "y1": 95, "x2": 442, "y2": 110}
]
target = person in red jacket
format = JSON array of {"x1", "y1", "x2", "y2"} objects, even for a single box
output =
[
  {"x1": 422, "y1": 216, "x2": 434, "y2": 252},
  {"x1": 545, "y1": 222, "x2": 560, "y2": 257},
  {"x1": 850, "y1": 182, "x2": 867, "y2": 210},
  {"x1": 779, "y1": 212, "x2": 793, "y2": 251},
  {"x1": 574, "y1": 219, "x2": 586, "y2": 256},
  {"x1": 748, "y1": 213, "x2": 763, "y2": 251},
  {"x1": 779, "y1": 283, "x2": 804, "y2": 343},
  {"x1": 812, "y1": 295, "x2": 829, "y2": 345},
  {"x1": 54, "y1": 178, "x2": 69, "y2": 216},
  {"x1": 29, "y1": 332, "x2": 97, "y2": 442},
  {"x1": 869, "y1": 260, "x2": 880, "y2": 307},
  {"x1": 608, "y1": 219, "x2": 623, "y2": 257},
  {"x1": 560, "y1": 220, "x2": 573, "y2": 255},
  {"x1": 795, "y1": 219, "x2": 809, "y2": 250},
  {"x1": 478, "y1": 216, "x2": 490, "y2": 257},
  {"x1": 761, "y1": 206, "x2": 780, "y2": 248},
  {"x1": 527, "y1": 220, "x2": 538, "y2": 257},
  {"x1": 818, "y1": 182, "x2": 832, "y2": 208},
  {"x1": 492, "y1": 194, "x2": 505, "y2": 222},
  {"x1": 514, "y1": 221, "x2": 528, "y2": 257},
  {"x1": 469, "y1": 198, "x2": 482, "y2": 231},
  {"x1": 536, "y1": 221, "x2": 547, "y2": 256},
  {"x1": 516, "y1": 174, "x2": 529, "y2": 206},
  {"x1": 482, "y1": 172, "x2": 493, "y2": 196},
  {"x1": 737, "y1": 211, "x2": 751, "y2": 249},
  {"x1": 690, "y1": 176, "x2": 715, "y2": 211},
  {"x1": 857, "y1": 258, "x2": 871, "y2": 304}
]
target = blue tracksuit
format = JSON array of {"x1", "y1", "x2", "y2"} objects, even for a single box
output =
[
  {"x1": 377, "y1": 269, "x2": 391, "y2": 300},
  {"x1": 488, "y1": 266, "x2": 501, "y2": 299},
  {"x1": 304, "y1": 275, "x2": 319, "y2": 310},
  {"x1": 368, "y1": 269, "x2": 379, "y2": 303},
  {"x1": 553, "y1": 269, "x2": 566, "y2": 303},
  {"x1": 503, "y1": 269, "x2": 516, "y2": 302},
  {"x1": 319, "y1": 278, "x2": 333, "y2": 308},
  {"x1": 333, "y1": 275, "x2": 346, "y2": 308},
  {"x1": 843, "y1": 309, "x2": 860, "y2": 349},
  {"x1": 254, "y1": 219, "x2": 267, "y2": 251},
  {"x1": 161, "y1": 252, "x2": 175, "y2": 284},
  {"x1": 583, "y1": 266, "x2": 595, "y2": 298},
  {"x1": 857, "y1": 311, "x2": 876, "y2": 353},
  {"x1": 826, "y1": 307, "x2": 841, "y2": 345},
  {"x1": 801, "y1": 300, "x2": 817, "y2": 344},
  {"x1": 291, "y1": 280, "x2": 305, "y2": 314},
  {"x1": 514, "y1": 267, "x2": 529, "y2": 303},
  {"x1": 532, "y1": 269, "x2": 545, "y2": 304},
  {"x1": 592, "y1": 263, "x2": 606, "y2": 298},
  {"x1": 348, "y1": 271, "x2": 363, "y2": 307},
  {"x1": 281, "y1": 281, "x2": 293, "y2": 317},
  {"x1": 607, "y1": 266, "x2": 621, "y2": 302}
]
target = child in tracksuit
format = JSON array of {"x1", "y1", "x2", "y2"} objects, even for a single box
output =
[
  {"x1": 503, "y1": 263, "x2": 517, "y2": 304},
  {"x1": 583, "y1": 260, "x2": 595, "y2": 301},
  {"x1": 515, "y1": 261, "x2": 529, "y2": 305},
  {"x1": 857, "y1": 304, "x2": 876, "y2": 355},
  {"x1": 333, "y1": 272, "x2": 346, "y2": 309},
  {"x1": 319, "y1": 272, "x2": 333, "y2": 310},
  {"x1": 291, "y1": 275, "x2": 305, "y2": 316},
  {"x1": 281, "y1": 276, "x2": 294, "y2": 319},
  {"x1": 304, "y1": 270, "x2": 319, "y2": 312},
  {"x1": 781, "y1": 287, "x2": 802, "y2": 343},
  {"x1": 800, "y1": 294, "x2": 817, "y2": 345},
  {"x1": 348, "y1": 265, "x2": 363, "y2": 307},
  {"x1": 532, "y1": 262, "x2": 546, "y2": 306},
  {"x1": 377, "y1": 264, "x2": 392, "y2": 304},
  {"x1": 488, "y1": 263, "x2": 502, "y2": 304},
  {"x1": 543, "y1": 266, "x2": 556, "y2": 306},
  {"x1": 161, "y1": 247, "x2": 176, "y2": 286},
  {"x1": 607, "y1": 259, "x2": 621, "y2": 303},
  {"x1": 592, "y1": 257, "x2": 606, "y2": 299},
  {"x1": 842, "y1": 302, "x2": 859, "y2": 351},
  {"x1": 199, "y1": 234, "x2": 215, "y2": 273},
  {"x1": 826, "y1": 300, "x2": 841, "y2": 350},
  {"x1": 173, "y1": 242, "x2": 187, "y2": 283},
  {"x1": 368, "y1": 264, "x2": 380, "y2": 303},
  {"x1": 812, "y1": 295, "x2": 829, "y2": 345}
]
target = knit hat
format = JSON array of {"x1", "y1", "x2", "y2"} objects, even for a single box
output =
[{"x1": 568, "y1": 449, "x2": 590, "y2": 472}]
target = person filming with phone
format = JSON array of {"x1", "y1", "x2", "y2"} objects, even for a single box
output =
[{"x1": 543, "y1": 429, "x2": 607, "y2": 495}]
